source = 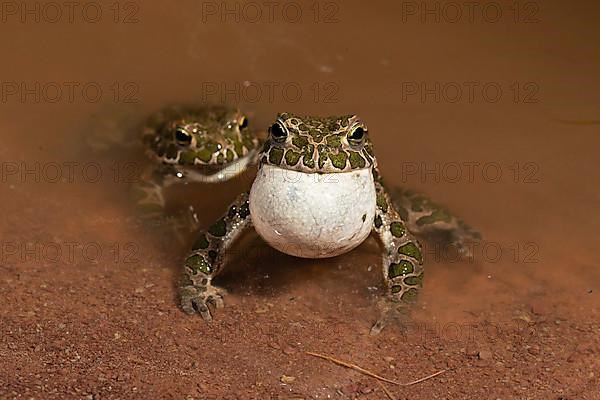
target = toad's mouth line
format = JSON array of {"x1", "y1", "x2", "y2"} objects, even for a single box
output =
[
  {"x1": 181, "y1": 150, "x2": 256, "y2": 183},
  {"x1": 259, "y1": 162, "x2": 372, "y2": 176},
  {"x1": 256, "y1": 164, "x2": 375, "y2": 188}
]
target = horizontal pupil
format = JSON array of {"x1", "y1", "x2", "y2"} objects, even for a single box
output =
[
  {"x1": 350, "y1": 128, "x2": 364, "y2": 140},
  {"x1": 176, "y1": 130, "x2": 190, "y2": 142},
  {"x1": 271, "y1": 124, "x2": 286, "y2": 137}
]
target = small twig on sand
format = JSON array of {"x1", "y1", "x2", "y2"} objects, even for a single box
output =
[
  {"x1": 377, "y1": 381, "x2": 396, "y2": 400},
  {"x1": 306, "y1": 351, "x2": 446, "y2": 386}
]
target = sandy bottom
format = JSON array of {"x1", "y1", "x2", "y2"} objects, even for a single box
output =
[{"x1": 1, "y1": 162, "x2": 598, "y2": 399}]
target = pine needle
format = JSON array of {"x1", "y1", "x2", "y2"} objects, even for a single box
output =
[
  {"x1": 377, "y1": 381, "x2": 396, "y2": 400},
  {"x1": 306, "y1": 351, "x2": 446, "y2": 386}
]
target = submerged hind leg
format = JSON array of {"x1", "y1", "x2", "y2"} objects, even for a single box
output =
[
  {"x1": 389, "y1": 188, "x2": 481, "y2": 255},
  {"x1": 130, "y1": 163, "x2": 178, "y2": 217},
  {"x1": 129, "y1": 163, "x2": 201, "y2": 239}
]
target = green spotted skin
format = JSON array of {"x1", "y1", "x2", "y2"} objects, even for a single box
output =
[
  {"x1": 180, "y1": 192, "x2": 252, "y2": 319},
  {"x1": 180, "y1": 112, "x2": 481, "y2": 334},
  {"x1": 259, "y1": 113, "x2": 376, "y2": 174},
  {"x1": 371, "y1": 169, "x2": 424, "y2": 332},
  {"x1": 389, "y1": 187, "x2": 482, "y2": 254},
  {"x1": 143, "y1": 104, "x2": 259, "y2": 168},
  {"x1": 132, "y1": 105, "x2": 261, "y2": 222}
]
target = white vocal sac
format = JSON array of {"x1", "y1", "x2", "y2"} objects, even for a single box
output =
[{"x1": 249, "y1": 164, "x2": 376, "y2": 258}]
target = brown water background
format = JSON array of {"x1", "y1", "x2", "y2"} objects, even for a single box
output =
[{"x1": 1, "y1": 0, "x2": 599, "y2": 398}]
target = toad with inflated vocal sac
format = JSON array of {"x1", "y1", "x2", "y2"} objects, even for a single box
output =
[{"x1": 151, "y1": 110, "x2": 481, "y2": 334}]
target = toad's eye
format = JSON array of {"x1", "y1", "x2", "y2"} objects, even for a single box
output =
[
  {"x1": 238, "y1": 116, "x2": 248, "y2": 129},
  {"x1": 269, "y1": 121, "x2": 288, "y2": 142},
  {"x1": 175, "y1": 127, "x2": 192, "y2": 145},
  {"x1": 347, "y1": 126, "x2": 365, "y2": 145}
]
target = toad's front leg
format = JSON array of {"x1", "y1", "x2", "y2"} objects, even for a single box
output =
[
  {"x1": 179, "y1": 191, "x2": 252, "y2": 320},
  {"x1": 371, "y1": 180, "x2": 424, "y2": 335}
]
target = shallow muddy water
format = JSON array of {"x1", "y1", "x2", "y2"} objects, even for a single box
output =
[{"x1": 1, "y1": 0, "x2": 599, "y2": 398}]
